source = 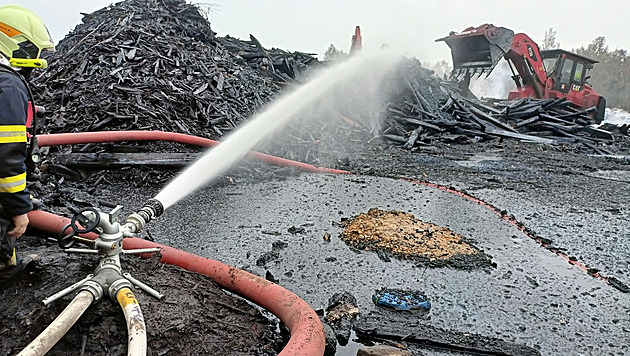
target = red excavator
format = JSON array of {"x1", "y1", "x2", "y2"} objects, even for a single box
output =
[{"x1": 436, "y1": 24, "x2": 606, "y2": 122}]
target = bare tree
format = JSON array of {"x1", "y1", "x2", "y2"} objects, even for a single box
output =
[
  {"x1": 324, "y1": 44, "x2": 346, "y2": 62},
  {"x1": 584, "y1": 36, "x2": 609, "y2": 58},
  {"x1": 541, "y1": 27, "x2": 560, "y2": 50}
]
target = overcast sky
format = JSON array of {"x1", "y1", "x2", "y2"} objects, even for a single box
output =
[{"x1": 7, "y1": 0, "x2": 630, "y2": 63}]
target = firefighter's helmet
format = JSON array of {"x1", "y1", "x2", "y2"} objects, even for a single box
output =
[{"x1": 0, "y1": 5, "x2": 55, "y2": 69}]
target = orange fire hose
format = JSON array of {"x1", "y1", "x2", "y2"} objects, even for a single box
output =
[{"x1": 37, "y1": 131, "x2": 349, "y2": 175}]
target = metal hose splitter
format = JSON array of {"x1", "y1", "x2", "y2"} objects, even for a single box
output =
[{"x1": 20, "y1": 200, "x2": 166, "y2": 356}]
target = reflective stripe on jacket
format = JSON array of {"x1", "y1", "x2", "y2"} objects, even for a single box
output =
[
  {"x1": 0, "y1": 124, "x2": 27, "y2": 143},
  {"x1": 0, "y1": 172, "x2": 26, "y2": 193},
  {"x1": 0, "y1": 66, "x2": 32, "y2": 216}
]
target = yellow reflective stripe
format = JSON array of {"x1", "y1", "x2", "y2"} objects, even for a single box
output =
[
  {"x1": 0, "y1": 125, "x2": 26, "y2": 132},
  {"x1": 0, "y1": 125, "x2": 27, "y2": 143},
  {"x1": 0, "y1": 172, "x2": 26, "y2": 193},
  {"x1": 0, "y1": 172, "x2": 25, "y2": 184}
]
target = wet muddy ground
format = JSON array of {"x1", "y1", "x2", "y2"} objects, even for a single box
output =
[
  {"x1": 144, "y1": 172, "x2": 628, "y2": 355},
  {"x1": 0, "y1": 240, "x2": 282, "y2": 355},
  {"x1": 5, "y1": 138, "x2": 630, "y2": 355}
]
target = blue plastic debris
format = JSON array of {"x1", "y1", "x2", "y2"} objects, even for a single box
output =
[{"x1": 372, "y1": 288, "x2": 431, "y2": 311}]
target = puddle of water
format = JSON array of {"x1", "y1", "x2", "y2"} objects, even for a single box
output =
[
  {"x1": 455, "y1": 153, "x2": 502, "y2": 168},
  {"x1": 335, "y1": 330, "x2": 375, "y2": 356},
  {"x1": 585, "y1": 169, "x2": 630, "y2": 183}
]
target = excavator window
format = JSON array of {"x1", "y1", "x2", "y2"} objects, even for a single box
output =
[
  {"x1": 574, "y1": 62, "x2": 584, "y2": 83},
  {"x1": 558, "y1": 58, "x2": 574, "y2": 92},
  {"x1": 543, "y1": 57, "x2": 558, "y2": 76}
]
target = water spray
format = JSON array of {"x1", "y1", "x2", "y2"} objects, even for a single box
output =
[
  {"x1": 22, "y1": 51, "x2": 401, "y2": 355},
  {"x1": 154, "y1": 51, "x2": 402, "y2": 210}
]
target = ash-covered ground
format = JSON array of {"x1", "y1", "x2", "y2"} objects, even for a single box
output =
[
  {"x1": 8, "y1": 136, "x2": 627, "y2": 356},
  {"x1": 0, "y1": 240, "x2": 284, "y2": 356}
]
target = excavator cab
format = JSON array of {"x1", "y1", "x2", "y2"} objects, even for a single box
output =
[
  {"x1": 540, "y1": 49, "x2": 605, "y2": 122},
  {"x1": 541, "y1": 49, "x2": 596, "y2": 94}
]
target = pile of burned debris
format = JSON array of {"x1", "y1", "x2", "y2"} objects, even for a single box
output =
[
  {"x1": 216, "y1": 35, "x2": 320, "y2": 83},
  {"x1": 32, "y1": 0, "x2": 317, "y2": 139},
  {"x1": 382, "y1": 59, "x2": 627, "y2": 153},
  {"x1": 28, "y1": 0, "x2": 628, "y2": 182},
  {"x1": 27, "y1": 0, "x2": 327, "y2": 191}
]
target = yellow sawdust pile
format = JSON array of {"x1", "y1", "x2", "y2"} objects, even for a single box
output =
[{"x1": 340, "y1": 207, "x2": 478, "y2": 260}]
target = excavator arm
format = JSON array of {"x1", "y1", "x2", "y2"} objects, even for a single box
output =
[{"x1": 504, "y1": 33, "x2": 548, "y2": 98}]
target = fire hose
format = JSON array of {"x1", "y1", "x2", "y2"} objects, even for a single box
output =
[
  {"x1": 117, "y1": 288, "x2": 147, "y2": 356},
  {"x1": 17, "y1": 291, "x2": 94, "y2": 356},
  {"x1": 37, "y1": 130, "x2": 349, "y2": 174},
  {"x1": 19, "y1": 288, "x2": 147, "y2": 356},
  {"x1": 26, "y1": 210, "x2": 325, "y2": 356}
]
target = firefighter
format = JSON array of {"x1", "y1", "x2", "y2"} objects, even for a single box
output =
[{"x1": 0, "y1": 5, "x2": 54, "y2": 286}]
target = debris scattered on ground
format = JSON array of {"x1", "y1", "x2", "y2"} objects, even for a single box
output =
[
  {"x1": 256, "y1": 240, "x2": 288, "y2": 267},
  {"x1": 382, "y1": 59, "x2": 628, "y2": 153},
  {"x1": 354, "y1": 311, "x2": 542, "y2": 356},
  {"x1": 325, "y1": 292, "x2": 360, "y2": 345},
  {"x1": 372, "y1": 288, "x2": 431, "y2": 312},
  {"x1": 340, "y1": 207, "x2": 492, "y2": 268}
]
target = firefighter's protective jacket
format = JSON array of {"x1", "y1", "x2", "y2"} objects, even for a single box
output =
[{"x1": 0, "y1": 60, "x2": 32, "y2": 216}]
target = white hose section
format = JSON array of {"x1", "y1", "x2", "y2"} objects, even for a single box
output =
[
  {"x1": 116, "y1": 287, "x2": 147, "y2": 356},
  {"x1": 17, "y1": 291, "x2": 94, "y2": 356}
]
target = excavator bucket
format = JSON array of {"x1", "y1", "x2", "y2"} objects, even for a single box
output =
[{"x1": 436, "y1": 24, "x2": 514, "y2": 79}]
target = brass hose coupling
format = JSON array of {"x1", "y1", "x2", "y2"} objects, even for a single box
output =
[{"x1": 124, "y1": 199, "x2": 164, "y2": 234}]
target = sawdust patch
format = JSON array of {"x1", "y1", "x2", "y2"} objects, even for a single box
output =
[{"x1": 340, "y1": 207, "x2": 485, "y2": 265}]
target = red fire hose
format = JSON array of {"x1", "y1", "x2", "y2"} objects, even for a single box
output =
[
  {"x1": 37, "y1": 131, "x2": 350, "y2": 175},
  {"x1": 26, "y1": 210, "x2": 325, "y2": 356}
]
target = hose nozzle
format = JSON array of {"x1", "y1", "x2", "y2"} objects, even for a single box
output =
[{"x1": 124, "y1": 199, "x2": 164, "y2": 234}]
